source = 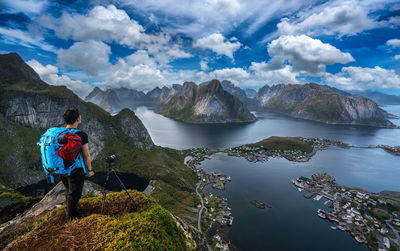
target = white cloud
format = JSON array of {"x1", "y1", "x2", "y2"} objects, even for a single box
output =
[
  {"x1": 0, "y1": 27, "x2": 55, "y2": 52},
  {"x1": 325, "y1": 66, "x2": 400, "y2": 91},
  {"x1": 101, "y1": 58, "x2": 166, "y2": 91},
  {"x1": 386, "y1": 39, "x2": 400, "y2": 48},
  {"x1": 277, "y1": 1, "x2": 378, "y2": 37},
  {"x1": 37, "y1": 5, "x2": 162, "y2": 48},
  {"x1": 166, "y1": 44, "x2": 192, "y2": 59},
  {"x1": 200, "y1": 61, "x2": 210, "y2": 71},
  {"x1": 57, "y1": 40, "x2": 111, "y2": 76},
  {"x1": 27, "y1": 59, "x2": 94, "y2": 98},
  {"x1": 275, "y1": 0, "x2": 400, "y2": 38},
  {"x1": 121, "y1": 0, "x2": 313, "y2": 39},
  {"x1": 209, "y1": 68, "x2": 249, "y2": 81},
  {"x1": 266, "y1": 35, "x2": 354, "y2": 75},
  {"x1": 250, "y1": 63, "x2": 298, "y2": 84},
  {"x1": 194, "y1": 33, "x2": 242, "y2": 58},
  {"x1": 394, "y1": 54, "x2": 400, "y2": 60},
  {"x1": 125, "y1": 50, "x2": 157, "y2": 68},
  {"x1": 36, "y1": 5, "x2": 190, "y2": 65},
  {"x1": 2, "y1": 0, "x2": 47, "y2": 16}
]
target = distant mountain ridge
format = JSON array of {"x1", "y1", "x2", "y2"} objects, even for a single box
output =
[
  {"x1": 254, "y1": 83, "x2": 396, "y2": 128},
  {"x1": 350, "y1": 90, "x2": 400, "y2": 106}
]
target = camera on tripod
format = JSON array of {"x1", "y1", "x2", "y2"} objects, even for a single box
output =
[
  {"x1": 101, "y1": 154, "x2": 135, "y2": 213},
  {"x1": 105, "y1": 154, "x2": 116, "y2": 163}
]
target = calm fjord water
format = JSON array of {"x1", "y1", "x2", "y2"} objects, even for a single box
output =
[{"x1": 134, "y1": 106, "x2": 400, "y2": 251}]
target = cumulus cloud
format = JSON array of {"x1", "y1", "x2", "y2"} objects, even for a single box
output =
[
  {"x1": 27, "y1": 59, "x2": 94, "y2": 98},
  {"x1": 194, "y1": 33, "x2": 242, "y2": 58},
  {"x1": 57, "y1": 40, "x2": 111, "y2": 76},
  {"x1": 250, "y1": 63, "x2": 298, "y2": 84},
  {"x1": 325, "y1": 66, "x2": 400, "y2": 90},
  {"x1": 37, "y1": 5, "x2": 162, "y2": 48},
  {"x1": 275, "y1": 0, "x2": 400, "y2": 38},
  {"x1": 266, "y1": 35, "x2": 354, "y2": 75},
  {"x1": 386, "y1": 39, "x2": 400, "y2": 48},
  {"x1": 36, "y1": 5, "x2": 190, "y2": 65},
  {"x1": 209, "y1": 68, "x2": 249, "y2": 81},
  {"x1": 125, "y1": 50, "x2": 157, "y2": 68},
  {"x1": 101, "y1": 58, "x2": 166, "y2": 91},
  {"x1": 0, "y1": 27, "x2": 55, "y2": 52},
  {"x1": 394, "y1": 55, "x2": 400, "y2": 60}
]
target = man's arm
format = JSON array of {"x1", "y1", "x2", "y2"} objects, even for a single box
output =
[{"x1": 82, "y1": 143, "x2": 94, "y2": 177}]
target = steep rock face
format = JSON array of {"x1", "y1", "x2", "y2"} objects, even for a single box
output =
[
  {"x1": 158, "y1": 80, "x2": 256, "y2": 123},
  {"x1": 255, "y1": 83, "x2": 396, "y2": 127},
  {"x1": 114, "y1": 109, "x2": 153, "y2": 149},
  {"x1": 157, "y1": 84, "x2": 182, "y2": 105},
  {"x1": 0, "y1": 53, "x2": 154, "y2": 187},
  {"x1": 220, "y1": 80, "x2": 248, "y2": 103}
]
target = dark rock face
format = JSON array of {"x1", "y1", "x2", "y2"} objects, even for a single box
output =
[
  {"x1": 158, "y1": 80, "x2": 256, "y2": 123},
  {"x1": 0, "y1": 53, "x2": 154, "y2": 187},
  {"x1": 255, "y1": 83, "x2": 396, "y2": 127}
]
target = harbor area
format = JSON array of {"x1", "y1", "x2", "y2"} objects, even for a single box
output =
[{"x1": 293, "y1": 173, "x2": 400, "y2": 251}]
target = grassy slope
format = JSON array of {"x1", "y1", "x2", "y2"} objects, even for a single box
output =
[
  {"x1": 93, "y1": 140, "x2": 198, "y2": 220},
  {"x1": 2, "y1": 190, "x2": 193, "y2": 250},
  {"x1": 247, "y1": 136, "x2": 314, "y2": 153}
]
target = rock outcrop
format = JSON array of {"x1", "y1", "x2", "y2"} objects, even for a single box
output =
[
  {"x1": 0, "y1": 184, "x2": 205, "y2": 250},
  {"x1": 255, "y1": 83, "x2": 396, "y2": 127},
  {"x1": 158, "y1": 80, "x2": 256, "y2": 123}
]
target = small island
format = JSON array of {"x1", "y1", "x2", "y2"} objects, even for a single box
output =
[
  {"x1": 225, "y1": 136, "x2": 349, "y2": 162},
  {"x1": 250, "y1": 200, "x2": 272, "y2": 210}
]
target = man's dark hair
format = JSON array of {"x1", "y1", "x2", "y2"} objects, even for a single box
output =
[{"x1": 63, "y1": 109, "x2": 80, "y2": 125}]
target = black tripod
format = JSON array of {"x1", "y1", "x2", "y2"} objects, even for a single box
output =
[{"x1": 101, "y1": 155, "x2": 136, "y2": 213}]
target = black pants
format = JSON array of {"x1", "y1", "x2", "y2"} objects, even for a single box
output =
[{"x1": 59, "y1": 168, "x2": 85, "y2": 220}]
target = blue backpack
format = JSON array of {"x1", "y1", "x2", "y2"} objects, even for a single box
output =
[{"x1": 37, "y1": 127, "x2": 87, "y2": 183}]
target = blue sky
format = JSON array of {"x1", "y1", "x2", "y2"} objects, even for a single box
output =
[{"x1": 0, "y1": 0, "x2": 400, "y2": 98}]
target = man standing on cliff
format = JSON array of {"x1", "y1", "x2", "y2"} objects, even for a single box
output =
[{"x1": 60, "y1": 109, "x2": 95, "y2": 221}]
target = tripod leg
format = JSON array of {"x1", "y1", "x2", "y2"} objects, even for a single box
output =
[
  {"x1": 101, "y1": 165, "x2": 111, "y2": 214},
  {"x1": 111, "y1": 169, "x2": 136, "y2": 206}
]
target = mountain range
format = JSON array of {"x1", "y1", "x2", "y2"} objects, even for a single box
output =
[{"x1": 86, "y1": 79, "x2": 397, "y2": 128}]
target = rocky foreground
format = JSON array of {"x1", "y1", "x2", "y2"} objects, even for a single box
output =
[{"x1": 0, "y1": 181, "x2": 205, "y2": 250}]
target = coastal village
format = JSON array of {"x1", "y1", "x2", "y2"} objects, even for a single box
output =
[
  {"x1": 293, "y1": 173, "x2": 400, "y2": 251},
  {"x1": 185, "y1": 147, "x2": 234, "y2": 250},
  {"x1": 377, "y1": 145, "x2": 400, "y2": 156}
]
